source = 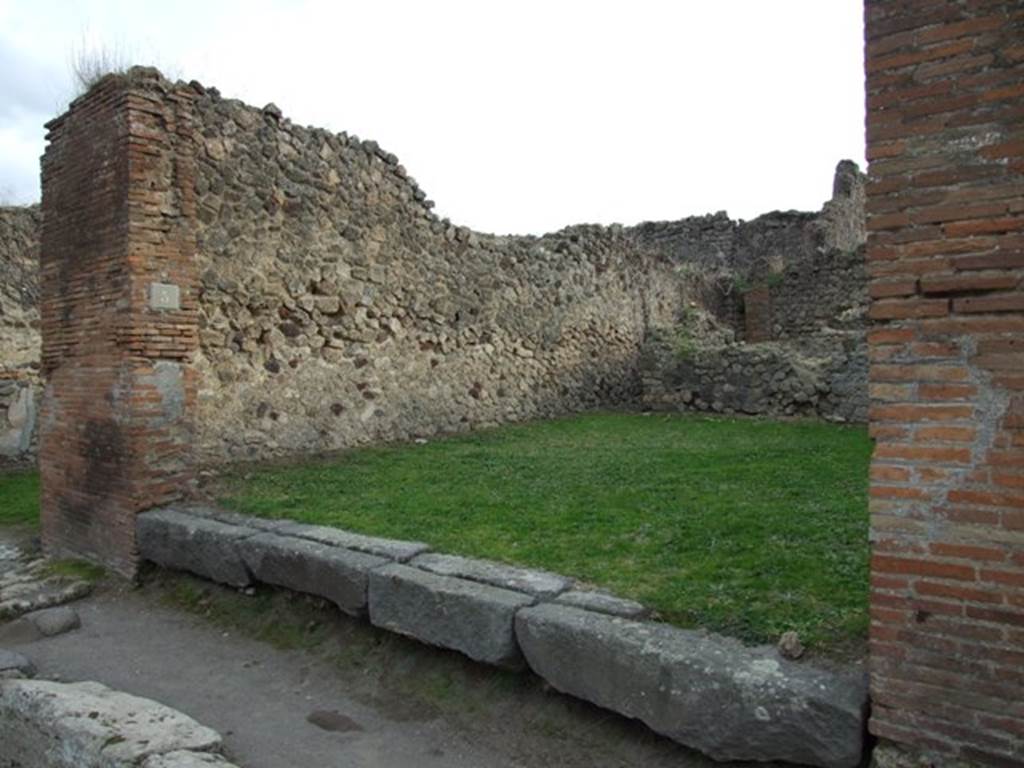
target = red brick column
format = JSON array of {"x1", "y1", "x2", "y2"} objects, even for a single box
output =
[
  {"x1": 39, "y1": 69, "x2": 198, "y2": 577},
  {"x1": 864, "y1": 2, "x2": 1023, "y2": 764}
]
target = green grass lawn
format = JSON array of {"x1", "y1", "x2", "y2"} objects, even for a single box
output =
[
  {"x1": 217, "y1": 412, "x2": 871, "y2": 654},
  {"x1": 0, "y1": 470, "x2": 39, "y2": 527}
]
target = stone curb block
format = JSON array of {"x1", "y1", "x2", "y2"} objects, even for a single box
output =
[
  {"x1": 552, "y1": 588, "x2": 649, "y2": 619},
  {"x1": 515, "y1": 603, "x2": 867, "y2": 768},
  {"x1": 180, "y1": 504, "x2": 292, "y2": 533},
  {"x1": 142, "y1": 751, "x2": 241, "y2": 768},
  {"x1": 410, "y1": 552, "x2": 573, "y2": 598},
  {"x1": 368, "y1": 563, "x2": 535, "y2": 669},
  {"x1": 136, "y1": 506, "x2": 869, "y2": 766},
  {"x1": 238, "y1": 532, "x2": 388, "y2": 617},
  {"x1": 137, "y1": 509, "x2": 254, "y2": 587},
  {"x1": 0, "y1": 679, "x2": 235, "y2": 768},
  {"x1": 0, "y1": 580, "x2": 92, "y2": 622},
  {"x1": 276, "y1": 521, "x2": 430, "y2": 562}
]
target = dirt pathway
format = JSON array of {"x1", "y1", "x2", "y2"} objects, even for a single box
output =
[
  {"x1": 2, "y1": 573, "x2": 762, "y2": 768},
  {"x1": 8, "y1": 588, "x2": 507, "y2": 768}
]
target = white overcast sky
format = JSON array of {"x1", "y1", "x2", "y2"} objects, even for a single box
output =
[{"x1": 0, "y1": 0, "x2": 866, "y2": 235}]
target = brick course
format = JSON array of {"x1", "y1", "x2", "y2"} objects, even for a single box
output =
[
  {"x1": 865, "y1": 1, "x2": 1024, "y2": 764},
  {"x1": 38, "y1": 70, "x2": 198, "y2": 577}
]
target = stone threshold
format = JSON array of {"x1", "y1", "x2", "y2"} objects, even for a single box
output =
[
  {"x1": 0, "y1": 678, "x2": 240, "y2": 767},
  {"x1": 138, "y1": 505, "x2": 868, "y2": 768}
]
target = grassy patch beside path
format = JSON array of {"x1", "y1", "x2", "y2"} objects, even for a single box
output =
[
  {"x1": 218, "y1": 412, "x2": 871, "y2": 653},
  {"x1": 0, "y1": 470, "x2": 39, "y2": 527}
]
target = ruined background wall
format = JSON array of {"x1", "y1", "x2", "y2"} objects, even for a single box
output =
[
  {"x1": 0, "y1": 205, "x2": 40, "y2": 465},
  {"x1": 640, "y1": 162, "x2": 869, "y2": 423},
  {"x1": 190, "y1": 88, "x2": 686, "y2": 462},
  {"x1": 0, "y1": 75, "x2": 870, "y2": 467},
  {"x1": 190, "y1": 84, "x2": 869, "y2": 462}
]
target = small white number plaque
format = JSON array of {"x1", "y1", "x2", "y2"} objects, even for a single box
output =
[{"x1": 149, "y1": 282, "x2": 181, "y2": 311}]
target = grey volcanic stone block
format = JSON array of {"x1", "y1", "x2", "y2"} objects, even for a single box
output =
[
  {"x1": 137, "y1": 509, "x2": 254, "y2": 587},
  {"x1": 554, "y1": 589, "x2": 648, "y2": 619},
  {"x1": 142, "y1": 751, "x2": 240, "y2": 768},
  {"x1": 0, "y1": 649, "x2": 35, "y2": 679},
  {"x1": 0, "y1": 579, "x2": 92, "y2": 622},
  {"x1": 368, "y1": 563, "x2": 535, "y2": 669},
  {"x1": 0, "y1": 679, "x2": 223, "y2": 767},
  {"x1": 277, "y1": 521, "x2": 429, "y2": 562},
  {"x1": 410, "y1": 553, "x2": 572, "y2": 598},
  {"x1": 515, "y1": 604, "x2": 867, "y2": 768},
  {"x1": 25, "y1": 606, "x2": 80, "y2": 637},
  {"x1": 179, "y1": 504, "x2": 290, "y2": 533},
  {"x1": 238, "y1": 533, "x2": 387, "y2": 616}
]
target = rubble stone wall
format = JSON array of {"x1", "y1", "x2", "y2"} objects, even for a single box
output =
[
  {"x1": 190, "y1": 89, "x2": 687, "y2": 463},
  {"x1": 4, "y1": 74, "x2": 870, "y2": 468},
  {"x1": 642, "y1": 334, "x2": 868, "y2": 423},
  {"x1": 189, "y1": 87, "x2": 870, "y2": 461},
  {"x1": 0, "y1": 206, "x2": 41, "y2": 465},
  {"x1": 639, "y1": 163, "x2": 869, "y2": 423}
]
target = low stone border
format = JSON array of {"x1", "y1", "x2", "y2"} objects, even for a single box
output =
[
  {"x1": 138, "y1": 504, "x2": 868, "y2": 768},
  {"x1": 0, "y1": 540, "x2": 93, "y2": 621},
  {"x1": 0, "y1": 678, "x2": 240, "y2": 767}
]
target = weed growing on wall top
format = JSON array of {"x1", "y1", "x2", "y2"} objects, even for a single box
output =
[
  {"x1": 67, "y1": 36, "x2": 181, "y2": 98},
  {"x1": 70, "y1": 41, "x2": 132, "y2": 94}
]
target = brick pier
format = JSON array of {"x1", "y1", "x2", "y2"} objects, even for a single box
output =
[
  {"x1": 864, "y1": 2, "x2": 1024, "y2": 764},
  {"x1": 38, "y1": 70, "x2": 199, "y2": 577}
]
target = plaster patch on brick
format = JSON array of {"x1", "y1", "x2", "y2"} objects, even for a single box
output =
[{"x1": 149, "y1": 361, "x2": 186, "y2": 426}]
